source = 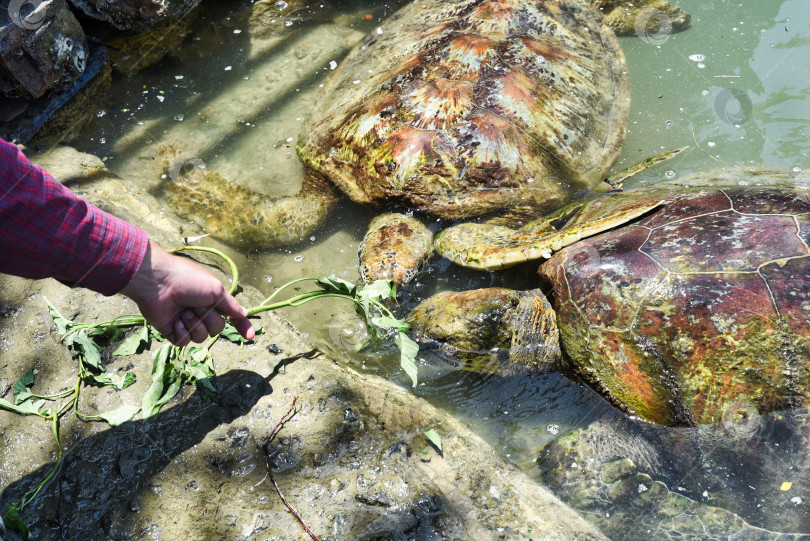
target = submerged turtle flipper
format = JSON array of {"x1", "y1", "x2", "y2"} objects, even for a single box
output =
[
  {"x1": 359, "y1": 212, "x2": 434, "y2": 286},
  {"x1": 603, "y1": 146, "x2": 689, "y2": 191},
  {"x1": 407, "y1": 288, "x2": 560, "y2": 374},
  {"x1": 593, "y1": 0, "x2": 692, "y2": 37},
  {"x1": 435, "y1": 198, "x2": 663, "y2": 270},
  {"x1": 157, "y1": 145, "x2": 338, "y2": 250}
]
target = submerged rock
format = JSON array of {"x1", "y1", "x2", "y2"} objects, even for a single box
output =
[
  {"x1": 0, "y1": 0, "x2": 88, "y2": 99},
  {"x1": 68, "y1": 0, "x2": 202, "y2": 32},
  {"x1": 537, "y1": 409, "x2": 810, "y2": 538},
  {"x1": 104, "y1": 11, "x2": 196, "y2": 77}
]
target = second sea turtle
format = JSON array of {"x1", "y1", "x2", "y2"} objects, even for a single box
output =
[{"x1": 411, "y1": 169, "x2": 810, "y2": 426}]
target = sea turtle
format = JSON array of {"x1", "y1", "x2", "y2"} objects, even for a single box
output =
[
  {"x1": 409, "y1": 168, "x2": 810, "y2": 426},
  {"x1": 159, "y1": 0, "x2": 634, "y2": 285}
]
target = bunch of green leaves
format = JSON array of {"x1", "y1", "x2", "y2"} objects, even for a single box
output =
[
  {"x1": 249, "y1": 275, "x2": 419, "y2": 385},
  {"x1": 0, "y1": 246, "x2": 420, "y2": 536}
]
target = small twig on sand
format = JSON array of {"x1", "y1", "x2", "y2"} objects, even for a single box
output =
[{"x1": 262, "y1": 396, "x2": 320, "y2": 541}]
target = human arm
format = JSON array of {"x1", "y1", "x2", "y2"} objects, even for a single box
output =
[{"x1": 0, "y1": 138, "x2": 253, "y2": 345}]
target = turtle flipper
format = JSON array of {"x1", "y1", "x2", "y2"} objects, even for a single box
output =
[
  {"x1": 604, "y1": 146, "x2": 689, "y2": 190},
  {"x1": 359, "y1": 212, "x2": 433, "y2": 286},
  {"x1": 435, "y1": 199, "x2": 663, "y2": 271},
  {"x1": 157, "y1": 145, "x2": 338, "y2": 250}
]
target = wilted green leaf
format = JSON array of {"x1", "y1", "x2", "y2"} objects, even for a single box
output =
[
  {"x1": 90, "y1": 326, "x2": 125, "y2": 343},
  {"x1": 3, "y1": 503, "x2": 31, "y2": 538},
  {"x1": 13, "y1": 368, "x2": 38, "y2": 405},
  {"x1": 396, "y1": 332, "x2": 419, "y2": 386},
  {"x1": 186, "y1": 360, "x2": 214, "y2": 381},
  {"x1": 0, "y1": 397, "x2": 45, "y2": 415},
  {"x1": 45, "y1": 297, "x2": 70, "y2": 336},
  {"x1": 141, "y1": 344, "x2": 171, "y2": 418},
  {"x1": 370, "y1": 316, "x2": 410, "y2": 332},
  {"x1": 358, "y1": 280, "x2": 396, "y2": 303},
  {"x1": 113, "y1": 326, "x2": 149, "y2": 356},
  {"x1": 424, "y1": 428, "x2": 442, "y2": 452},
  {"x1": 99, "y1": 405, "x2": 141, "y2": 426},
  {"x1": 87, "y1": 371, "x2": 136, "y2": 390},
  {"x1": 316, "y1": 275, "x2": 356, "y2": 296},
  {"x1": 70, "y1": 330, "x2": 103, "y2": 370},
  {"x1": 150, "y1": 375, "x2": 182, "y2": 414},
  {"x1": 195, "y1": 377, "x2": 222, "y2": 406}
]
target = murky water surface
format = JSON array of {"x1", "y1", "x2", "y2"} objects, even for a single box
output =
[{"x1": 70, "y1": 0, "x2": 810, "y2": 532}]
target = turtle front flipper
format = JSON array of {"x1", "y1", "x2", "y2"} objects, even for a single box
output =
[
  {"x1": 359, "y1": 212, "x2": 433, "y2": 286},
  {"x1": 407, "y1": 288, "x2": 560, "y2": 374},
  {"x1": 435, "y1": 199, "x2": 663, "y2": 271},
  {"x1": 157, "y1": 145, "x2": 338, "y2": 250}
]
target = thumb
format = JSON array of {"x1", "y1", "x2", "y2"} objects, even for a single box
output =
[{"x1": 213, "y1": 290, "x2": 249, "y2": 320}]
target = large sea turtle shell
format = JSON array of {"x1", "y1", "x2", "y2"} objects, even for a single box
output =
[
  {"x1": 298, "y1": 0, "x2": 629, "y2": 222},
  {"x1": 539, "y1": 169, "x2": 810, "y2": 426}
]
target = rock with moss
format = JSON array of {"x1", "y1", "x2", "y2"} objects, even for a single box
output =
[{"x1": 536, "y1": 408, "x2": 810, "y2": 538}]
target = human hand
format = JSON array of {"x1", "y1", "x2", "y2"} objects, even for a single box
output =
[{"x1": 120, "y1": 240, "x2": 255, "y2": 346}]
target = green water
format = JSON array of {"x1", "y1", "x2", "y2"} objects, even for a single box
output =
[{"x1": 69, "y1": 0, "x2": 810, "y2": 535}]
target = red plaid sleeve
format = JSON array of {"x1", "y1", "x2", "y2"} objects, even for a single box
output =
[{"x1": 0, "y1": 139, "x2": 148, "y2": 296}]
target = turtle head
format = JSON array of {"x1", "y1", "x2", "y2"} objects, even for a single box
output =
[{"x1": 406, "y1": 288, "x2": 560, "y2": 373}]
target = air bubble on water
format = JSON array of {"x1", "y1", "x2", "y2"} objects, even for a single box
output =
[
  {"x1": 225, "y1": 66, "x2": 232, "y2": 71},
  {"x1": 689, "y1": 54, "x2": 706, "y2": 62},
  {"x1": 546, "y1": 424, "x2": 559, "y2": 435},
  {"x1": 96, "y1": 110, "x2": 106, "y2": 117},
  {"x1": 294, "y1": 255, "x2": 304, "y2": 262},
  {"x1": 175, "y1": 75, "x2": 184, "y2": 80},
  {"x1": 702, "y1": 90, "x2": 709, "y2": 96},
  {"x1": 666, "y1": 120, "x2": 673, "y2": 126},
  {"x1": 284, "y1": 20, "x2": 293, "y2": 27},
  {"x1": 708, "y1": 141, "x2": 716, "y2": 147},
  {"x1": 793, "y1": 166, "x2": 803, "y2": 173},
  {"x1": 175, "y1": 115, "x2": 184, "y2": 122},
  {"x1": 264, "y1": 275, "x2": 273, "y2": 283},
  {"x1": 665, "y1": 170, "x2": 676, "y2": 179},
  {"x1": 234, "y1": 29, "x2": 242, "y2": 34},
  {"x1": 100, "y1": 138, "x2": 106, "y2": 144},
  {"x1": 697, "y1": 63, "x2": 706, "y2": 69},
  {"x1": 310, "y1": 236, "x2": 316, "y2": 241},
  {"x1": 275, "y1": 0, "x2": 289, "y2": 8}
]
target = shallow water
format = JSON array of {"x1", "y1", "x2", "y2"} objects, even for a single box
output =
[{"x1": 68, "y1": 0, "x2": 810, "y2": 534}]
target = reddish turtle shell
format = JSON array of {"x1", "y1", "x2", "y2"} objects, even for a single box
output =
[
  {"x1": 298, "y1": 0, "x2": 629, "y2": 221},
  {"x1": 540, "y1": 170, "x2": 810, "y2": 426}
]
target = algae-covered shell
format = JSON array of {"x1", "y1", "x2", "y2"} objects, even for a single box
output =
[
  {"x1": 299, "y1": 0, "x2": 629, "y2": 221},
  {"x1": 539, "y1": 170, "x2": 810, "y2": 425}
]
